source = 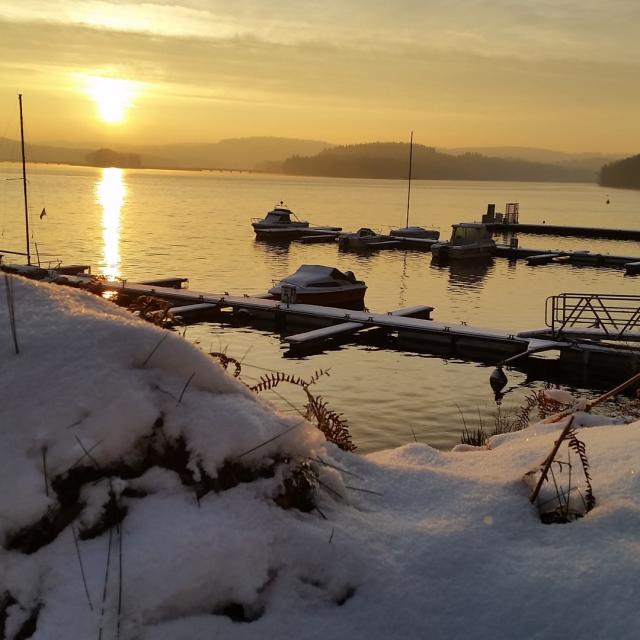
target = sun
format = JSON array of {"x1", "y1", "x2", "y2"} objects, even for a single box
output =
[{"x1": 85, "y1": 76, "x2": 136, "y2": 124}]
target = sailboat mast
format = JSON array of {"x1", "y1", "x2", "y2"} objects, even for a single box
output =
[
  {"x1": 18, "y1": 94, "x2": 31, "y2": 265},
  {"x1": 405, "y1": 131, "x2": 413, "y2": 229}
]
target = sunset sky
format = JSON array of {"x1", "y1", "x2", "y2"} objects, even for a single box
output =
[{"x1": 0, "y1": 0, "x2": 638, "y2": 152}]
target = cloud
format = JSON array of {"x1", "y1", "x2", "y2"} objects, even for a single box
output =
[{"x1": 0, "y1": 0, "x2": 638, "y2": 63}]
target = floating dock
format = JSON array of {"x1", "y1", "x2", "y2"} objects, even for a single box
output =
[
  {"x1": 45, "y1": 272, "x2": 639, "y2": 380},
  {"x1": 3, "y1": 262, "x2": 638, "y2": 380},
  {"x1": 487, "y1": 222, "x2": 640, "y2": 241},
  {"x1": 494, "y1": 245, "x2": 640, "y2": 269}
]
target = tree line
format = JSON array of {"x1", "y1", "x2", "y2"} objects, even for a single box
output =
[
  {"x1": 599, "y1": 154, "x2": 640, "y2": 190},
  {"x1": 280, "y1": 143, "x2": 595, "y2": 182}
]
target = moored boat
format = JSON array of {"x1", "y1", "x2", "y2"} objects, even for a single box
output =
[
  {"x1": 252, "y1": 202, "x2": 310, "y2": 233},
  {"x1": 268, "y1": 264, "x2": 367, "y2": 307},
  {"x1": 338, "y1": 227, "x2": 389, "y2": 249},
  {"x1": 430, "y1": 223, "x2": 496, "y2": 259},
  {"x1": 390, "y1": 226, "x2": 439, "y2": 240},
  {"x1": 252, "y1": 202, "x2": 341, "y2": 240}
]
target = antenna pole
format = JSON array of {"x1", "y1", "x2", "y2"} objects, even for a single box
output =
[
  {"x1": 405, "y1": 131, "x2": 413, "y2": 229},
  {"x1": 18, "y1": 94, "x2": 31, "y2": 265}
]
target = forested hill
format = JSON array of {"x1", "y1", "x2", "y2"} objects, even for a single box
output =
[
  {"x1": 280, "y1": 143, "x2": 596, "y2": 182},
  {"x1": 599, "y1": 154, "x2": 640, "y2": 189}
]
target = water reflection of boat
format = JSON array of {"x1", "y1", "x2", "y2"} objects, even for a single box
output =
[
  {"x1": 268, "y1": 264, "x2": 367, "y2": 307},
  {"x1": 430, "y1": 223, "x2": 496, "y2": 259},
  {"x1": 252, "y1": 202, "x2": 340, "y2": 240},
  {"x1": 447, "y1": 258, "x2": 494, "y2": 288}
]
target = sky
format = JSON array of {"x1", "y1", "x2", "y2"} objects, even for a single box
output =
[{"x1": 0, "y1": 0, "x2": 638, "y2": 152}]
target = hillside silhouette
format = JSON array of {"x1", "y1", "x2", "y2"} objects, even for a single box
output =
[
  {"x1": 599, "y1": 154, "x2": 640, "y2": 189},
  {"x1": 281, "y1": 142, "x2": 596, "y2": 182},
  {"x1": 0, "y1": 136, "x2": 331, "y2": 171}
]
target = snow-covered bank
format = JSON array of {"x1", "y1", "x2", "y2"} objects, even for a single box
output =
[{"x1": 1, "y1": 276, "x2": 639, "y2": 639}]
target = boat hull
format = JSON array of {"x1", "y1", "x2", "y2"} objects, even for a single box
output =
[
  {"x1": 270, "y1": 286, "x2": 367, "y2": 308},
  {"x1": 431, "y1": 242, "x2": 496, "y2": 259}
]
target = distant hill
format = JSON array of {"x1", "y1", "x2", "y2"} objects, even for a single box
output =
[
  {"x1": 599, "y1": 154, "x2": 640, "y2": 190},
  {"x1": 443, "y1": 146, "x2": 622, "y2": 178},
  {"x1": 281, "y1": 143, "x2": 597, "y2": 182},
  {"x1": 119, "y1": 137, "x2": 333, "y2": 170},
  {"x1": 0, "y1": 137, "x2": 91, "y2": 165},
  {"x1": 0, "y1": 136, "x2": 332, "y2": 171}
]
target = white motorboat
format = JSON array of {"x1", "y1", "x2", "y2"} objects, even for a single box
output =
[
  {"x1": 430, "y1": 223, "x2": 496, "y2": 259},
  {"x1": 252, "y1": 202, "x2": 310, "y2": 233},
  {"x1": 268, "y1": 264, "x2": 367, "y2": 307},
  {"x1": 252, "y1": 202, "x2": 341, "y2": 240}
]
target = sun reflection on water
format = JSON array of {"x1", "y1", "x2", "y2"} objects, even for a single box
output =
[{"x1": 97, "y1": 168, "x2": 125, "y2": 279}]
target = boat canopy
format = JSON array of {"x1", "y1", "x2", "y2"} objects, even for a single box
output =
[
  {"x1": 280, "y1": 264, "x2": 361, "y2": 287},
  {"x1": 263, "y1": 209, "x2": 293, "y2": 223},
  {"x1": 450, "y1": 223, "x2": 493, "y2": 244},
  {"x1": 355, "y1": 228, "x2": 378, "y2": 237}
]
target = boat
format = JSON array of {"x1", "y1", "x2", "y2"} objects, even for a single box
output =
[
  {"x1": 390, "y1": 226, "x2": 439, "y2": 240},
  {"x1": 252, "y1": 202, "x2": 341, "y2": 240},
  {"x1": 389, "y1": 132, "x2": 439, "y2": 241},
  {"x1": 430, "y1": 223, "x2": 496, "y2": 259},
  {"x1": 338, "y1": 227, "x2": 392, "y2": 249},
  {"x1": 252, "y1": 202, "x2": 309, "y2": 232},
  {"x1": 267, "y1": 264, "x2": 367, "y2": 307}
]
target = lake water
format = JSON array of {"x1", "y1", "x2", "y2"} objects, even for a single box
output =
[{"x1": 1, "y1": 163, "x2": 639, "y2": 451}]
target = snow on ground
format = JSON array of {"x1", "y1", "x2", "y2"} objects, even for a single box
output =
[{"x1": 1, "y1": 275, "x2": 639, "y2": 639}]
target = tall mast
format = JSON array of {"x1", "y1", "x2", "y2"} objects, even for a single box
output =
[
  {"x1": 18, "y1": 94, "x2": 31, "y2": 265},
  {"x1": 405, "y1": 131, "x2": 413, "y2": 229}
]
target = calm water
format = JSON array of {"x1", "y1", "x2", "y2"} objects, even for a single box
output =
[{"x1": 2, "y1": 164, "x2": 639, "y2": 451}]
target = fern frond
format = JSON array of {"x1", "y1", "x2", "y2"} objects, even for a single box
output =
[
  {"x1": 566, "y1": 427, "x2": 596, "y2": 511},
  {"x1": 209, "y1": 352, "x2": 242, "y2": 377}
]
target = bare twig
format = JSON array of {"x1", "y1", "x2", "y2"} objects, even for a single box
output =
[
  {"x1": 42, "y1": 447, "x2": 49, "y2": 497},
  {"x1": 72, "y1": 525, "x2": 94, "y2": 611},
  {"x1": 317, "y1": 478, "x2": 344, "y2": 500},
  {"x1": 177, "y1": 372, "x2": 196, "y2": 405},
  {"x1": 74, "y1": 435, "x2": 100, "y2": 469},
  {"x1": 117, "y1": 523, "x2": 123, "y2": 639},
  {"x1": 530, "y1": 416, "x2": 575, "y2": 504},
  {"x1": 98, "y1": 526, "x2": 114, "y2": 640},
  {"x1": 141, "y1": 334, "x2": 168, "y2": 367},
  {"x1": 232, "y1": 420, "x2": 304, "y2": 460},
  {"x1": 305, "y1": 456, "x2": 363, "y2": 480},
  {"x1": 344, "y1": 485, "x2": 384, "y2": 497},
  {"x1": 4, "y1": 275, "x2": 19, "y2": 354},
  {"x1": 66, "y1": 439, "x2": 104, "y2": 472}
]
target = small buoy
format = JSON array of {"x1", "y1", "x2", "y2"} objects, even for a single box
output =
[{"x1": 489, "y1": 367, "x2": 508, "y2": 393}]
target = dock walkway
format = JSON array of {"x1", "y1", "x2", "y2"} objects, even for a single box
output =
[{"x1": 51, "y1": 273, "x2": 640, "y2": 378}]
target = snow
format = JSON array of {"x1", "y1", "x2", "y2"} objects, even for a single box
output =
[{"x1": 1, "y1": 275, "x2": 640, "y2": 639}]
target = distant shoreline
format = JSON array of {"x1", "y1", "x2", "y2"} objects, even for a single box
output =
[{"x1": 0, "y1": 159, "x2": 599, "y2": 184}]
